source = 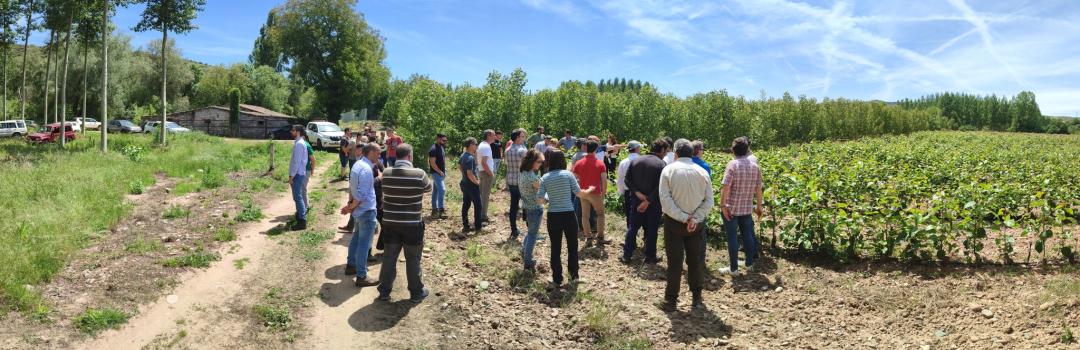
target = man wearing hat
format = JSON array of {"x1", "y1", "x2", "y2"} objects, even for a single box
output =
[{"x1": 616, "y1": 140, "x2": 642, "y2": 230}]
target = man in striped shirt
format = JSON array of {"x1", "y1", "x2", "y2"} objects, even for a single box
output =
[{"x1": 376, "y1": 143, "x2": 433, "y2": 303}]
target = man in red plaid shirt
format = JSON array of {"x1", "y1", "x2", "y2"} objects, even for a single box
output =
[{"x1": 720, "y1": 136, "x2": 764, "y2": 276}]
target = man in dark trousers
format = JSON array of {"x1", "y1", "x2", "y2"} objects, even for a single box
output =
[
  {"x1": 377, "y1": 143, "x2": 433, "y2": 303},
  {"x1": 621, "y1": 138, "x2": 668, "y2": 264},
  {"x1": 658, "y1": 139, "x2": 714, "y2": 311}
]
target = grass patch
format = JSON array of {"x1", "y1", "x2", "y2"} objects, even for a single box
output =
[
  {"x1": 161, "y1": 205, "x2": 191, "y2": 219},
  {"x1": 297, "y1": 230, "x2": 334, "y2": 262},
  {"x1": 162, "y1": 248, "x2": 220, "y2": 268},
  {"x1": 172, "y1": 180, "x2": 202, "y2": 196},
  {"x1": 233, "y1": 258, "x2": 250, "y2": 270},
  {"x1": 213, "y1": 228, "x2": 237, "y2": 242},
  {"x1": 466, "y1": 242, "x2": 495, "y2": 268},
  {"x1": 200, "y1": 167, "x2": 226, "y2": 189},
  {"x1": 322, "y1": 201, "x2": 336, "y2": 215},
  {"x1": 124, "y1": 236, "x2": 164, "y2": 254},
  {"x1": 254, "y1": 287, "x2": 295, "y2": 331},
  {"x1": 73, "y1": 307, "x2": 129, "y2": 335},
  {"x1": 235, "y1": 203, "x2": 263, "y2": 223}
]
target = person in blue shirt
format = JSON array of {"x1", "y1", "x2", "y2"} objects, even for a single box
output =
[
  {"x1": 288, "y1": 125, "x2": 312, "y2": 230},
  {"x1": 538, "y1": 150, "x2": 595, "y2": 286},
  {"x1": 459, "y1": 138, "x2": 483, "y2": 233},
  {"x1": 691, "y1": 140, "x2": 712, "y2": 265},
  {"x1": 340, "y1": 142, "x2": 381, "y2": 287}
]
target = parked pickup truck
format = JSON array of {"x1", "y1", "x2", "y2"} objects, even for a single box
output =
[
  {"x1": 74, "y1": 117, "x2": 101, "y2": 130},
  {"x1": 27, "y1": 123, "x2": 76, "y2": 143}
]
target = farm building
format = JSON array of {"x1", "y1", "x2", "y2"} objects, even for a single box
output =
[{"x1": 167, "y1": 104, "x2": 297, "y2": 139}]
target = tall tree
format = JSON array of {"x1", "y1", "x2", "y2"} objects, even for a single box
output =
[
  {"x1": 0, "y1": 0, "x2": 21, "y2": 121},
  {"x1": 56, "y1": 0, "x2": 76, "y2": 146},
  {"x1": 265, "y1": 0, "x2": 390, "y2": 122},
  {"x1": 17, "y1": 0, "x2": 32, "y2": 120},
  {"x1": 249, "y1": 11, "x2": 282, "y2": 71},
  {"x1": 75, "y1": 0, "x2": 103, "y2": 134},
  {"x1": 133, "y1": 0, "x2": 205, "y2": 144}
]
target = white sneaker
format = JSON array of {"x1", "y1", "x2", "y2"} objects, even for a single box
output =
[{"x1": 719, "y1": 267, "x2": 742, "y2": 276}]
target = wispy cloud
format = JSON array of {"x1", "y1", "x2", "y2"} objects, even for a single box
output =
[
  {"x1": 622, "y1": 44, "x2": 647, "y2": 57},
  {"x1": 520, "y1": 0, "x2": 589, "y2": 24}
]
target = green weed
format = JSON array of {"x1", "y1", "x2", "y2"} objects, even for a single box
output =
[
  {"x1": 162, "y1": 249, "x2": 220, "y2": 268},
  {"x1": 73, "y1": 307, "x2": 129, "y2": 335},
  {"x1": 235, "y1": 203, "x2": 263, "y2": 223},
  {"x1": 233, "y1": 258, "x2": 250, "y2": 270},
  {"x1": 213, "y1": 228, "x2": 237, "y2": 242},
  {"x1": 124, "y1": 236, "x2": 163, "y2": 254},
  {"x1": 128, "y1": 180, "x2": 145, "y2": 195},
  {"x1": 162, "y1": 205, "x2": 191, "y2": 219}
]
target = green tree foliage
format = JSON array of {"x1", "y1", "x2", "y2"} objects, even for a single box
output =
[
  {"x1": 249, "y1": 11, "x2": 281, "y2": 71},
  {"x1": 133, "y1": 0, "x2": 205, "y2": 143},
  {"x1": 898, "y1": 91, "x2": 1047, "y2": 132},
  {"x1": 257, "y1": 0, "x2": 390, "y2": 122},
  {"x1": 190, "y1": 63, "x2": 288, "y2": 112},
  {"x1": 384, "y1": 69, "x2": 945, "y2": 169}
]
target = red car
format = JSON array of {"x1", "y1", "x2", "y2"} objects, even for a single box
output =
[{"x1": 28, "y1": 123, "x2": 77, "y2": 144}]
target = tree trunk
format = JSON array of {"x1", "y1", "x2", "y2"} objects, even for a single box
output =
[
  {"x1": 18, "y1": 0, "x2": 34, "y2": 120},
  {"x1": 100, "y1": 0, "x2": 109, "y2": 152},
  {"x1": 53, "y1": 37, "x2": 60, "y2": 127},
  {"x1": 3, "y1": 35, "x2": 8, "y2": 121},
  {"x1": 43, "y1": 30, "x2": 54, "y2": 125},
  {"x1": 81, "y1": 43, "x2": 88, "y2": 134},
  {"x1": 159, "y1": 29, "x2": 168, "y2": 144},
  {"x1": 61, "y1": 15, "x2": 73, "y2": 147}
]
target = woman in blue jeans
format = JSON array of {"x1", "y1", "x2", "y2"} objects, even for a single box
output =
[
  {"x1": 459, "y1": 138, "x2": 483, "y2": 232},
  {"x1": 518, "y1": 150, "x2": 545, "y2": 271}
]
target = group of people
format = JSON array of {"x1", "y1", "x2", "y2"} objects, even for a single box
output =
[{"x1": 287, "y1": 123, "x2": 765, "y2": 310}]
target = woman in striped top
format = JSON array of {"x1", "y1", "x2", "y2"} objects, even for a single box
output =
[
  {"x1": 537, "y1": 150, "x2": 595, "y2": 286},
  {"x1": 519, "y1": 150, "x2": 545, "y2": 271}
]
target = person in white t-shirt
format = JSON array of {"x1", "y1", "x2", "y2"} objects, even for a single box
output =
[{"x1": 477, "y1": 130, "x2": 497, "y2": 222}]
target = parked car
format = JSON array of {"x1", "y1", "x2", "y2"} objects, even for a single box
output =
[
  {"x1": 267, "y1": 125, "x2": 293, "y2": 140},
  {"x1": 74, "y1": 117, "x2": 101, "y2": 130},
  {"x1": 0, "y1": 120, "x2": 29, "y2": 138},
  {"x1": 107, "y1": 119, "x2": 142, "y2": 133},
  {"x1": 142, "y1": 121, "x2": 191, "y2": 134},
  {"x1": 305, "y1": 121, "x2": 344, "y2": 149},
  {"x1": 27, "y1": 123, "x2": 76, "y2": 143},
  {"x1": 63, "y1": 121, "x2": 81, "y2": 132}
]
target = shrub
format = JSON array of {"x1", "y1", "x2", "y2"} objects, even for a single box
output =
[
  {"x1": 120, "y1": 144, "x2": 146, "y2": 162},
  {"x1": 128, "y1": 180, "x2": 145, "y2": 195},
  {"x1": 201, "y1": 168, "x2": 226, "y2": 189}
]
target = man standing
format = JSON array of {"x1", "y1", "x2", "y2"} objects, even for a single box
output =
[
  {"x1": 288, "y1": 125, "x2": 311, "y2": 231},
  {"x1": 658, "y1": 139, "x2": 714, "y2": 311},
  {"x1": 616, "y1": 140, "x2": 642, "y2": 226},
  {"x1": 338, "y1": 128, "x2": 352, "y2": 179},
  {"x1": 477, "y1": 130, "x2": 497, "y2": 223},
  {"x1": 559, "y1": 130, "x2": 576, "y2": 151},
  {"x1": 385, "y1": 128, "x2": 403, "y2": 167},
  {"x1": 662, "y1": 136, "x2": 676, "y2": 164},
  {"x1": 621, "y1": 139, "x2": 667, "y2": 264},
  {"x1": 428, "y1": 134, "x2": 448, "y2": 218},
  {"x1": 504, "y1": 129, "x2": 528, "y2": 239},
  {"x1": 341, "y1": 142, "x2": 381, "y2": 287},
  {"x1": 377, "y1": 143, "x2": 432, "y2": 303},
  {"x1": 527, "y1": 126, "x2": 545, "y2": 148},
  {"x1": 492, "y1": 131, "x2": 504, "y2": 185},
  {"x1": 572, "y1": 139, "x2": 608, "y2": 246},
  {"x1": 720, "y1": 137, "x2": 764, "y2": 276}
]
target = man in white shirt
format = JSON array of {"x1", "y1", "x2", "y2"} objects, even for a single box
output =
[
  {"x1": 657, "y1": 138, "x2": 714, "y2": 311},
  {"x1": 477, "y1": 129, "x2": 496, "y2": 222},
  {"x1": 662, "y1": 137, "x2": 676, "y2": 164},
  {"x1": 616, "y1": 140, "x2": 641, "y2": 220}
]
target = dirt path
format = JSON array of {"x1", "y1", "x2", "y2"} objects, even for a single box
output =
[{"x1": 76, "y1": 166, "x2": 331, "y2": 350}]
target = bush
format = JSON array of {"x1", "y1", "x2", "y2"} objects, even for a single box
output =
[
  {"x1": 201, "y1": 168, "x2": 226, "y2": 189},
  {"x1": 120, "y1": 144, "x2": 146, "y2": 162},
  {"x1": 74, "y1": 307, "x2": 129, "y2": 335},
  {"x1": 128, "y1": 180, "x2": 145, "y2": 195}
]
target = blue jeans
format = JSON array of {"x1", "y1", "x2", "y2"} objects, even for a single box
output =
[
  {"x1": 521, "y1": 208, "x2": 544, "y2": 269},
  {"x1": 347, "y1": 209, "x2": 379, "y2": 278},
  {"x1": 290, "y1": 174, "x2": 308, "y2": 221},
  {"x1": 623, "y1": 196, "x2": 660, "y2": 261},
  {"x1": 302, "y1": 173, "x2": 310, "y2": 208},
  {"x1": 724, "y1": 215, "x2": 758, "y2": 272},
  {"x1": 431, "y1": 173, "x2": 446, "y2": 210}
]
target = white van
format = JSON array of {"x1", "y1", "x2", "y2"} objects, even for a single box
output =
[{"x1": 0, "y1": 120, "x2": 28, "y2": 138}]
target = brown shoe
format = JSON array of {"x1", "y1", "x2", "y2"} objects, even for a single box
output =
[{"x1": 355, "y1": 276, "x2": 380, "y2": 287}]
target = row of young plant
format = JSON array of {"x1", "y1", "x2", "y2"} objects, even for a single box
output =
[{"x1": 703, "y1": 131, "x2": 1080, "y2": 263}]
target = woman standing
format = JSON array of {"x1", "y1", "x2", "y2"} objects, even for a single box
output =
[
  {"x1": 460, "y1": 138, "x2": 483, "y2": 232},
  {"x1": 538, "y1": 150, "x2": 594, "y2": 286},
  {"x1": 519, "y1": 150, "x2": 545, "y2": 271},
  {"x1": 604, "y1": 134, "x2": 622, "y2": 182}
]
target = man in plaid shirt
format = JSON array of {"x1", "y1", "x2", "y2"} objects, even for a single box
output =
[
  {"x1": 504, "y1": 129, "x2": 529, "y2": 239},
  {"x1": 720, "y1": 136, "x2": 764, "y2": 276}
]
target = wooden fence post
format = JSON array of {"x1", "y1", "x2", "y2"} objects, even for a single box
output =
[{"x1": 268, "y1": 141, "x2": 276, "y2": 174}]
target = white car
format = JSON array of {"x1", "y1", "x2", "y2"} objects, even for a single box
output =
[
  {"x1": 74, "y1": 117, "x2": 101, "y2": 130},
  {"x1": 142, "y1": 121, "x2": 191, "y2": 134},
  {"x1": 305, "y1": 121, "x2": 344, "y2": 149},
  {"x1": 63, "y1": 121, "x2": 81, "y2": 132},
  {"x1": 0, "y1": 120, "x2": 29, "y2": 138}
]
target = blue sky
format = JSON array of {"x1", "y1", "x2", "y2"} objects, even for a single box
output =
[{"x1": 44, "y1": 0, "x2": 1080, "y2": 116}]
